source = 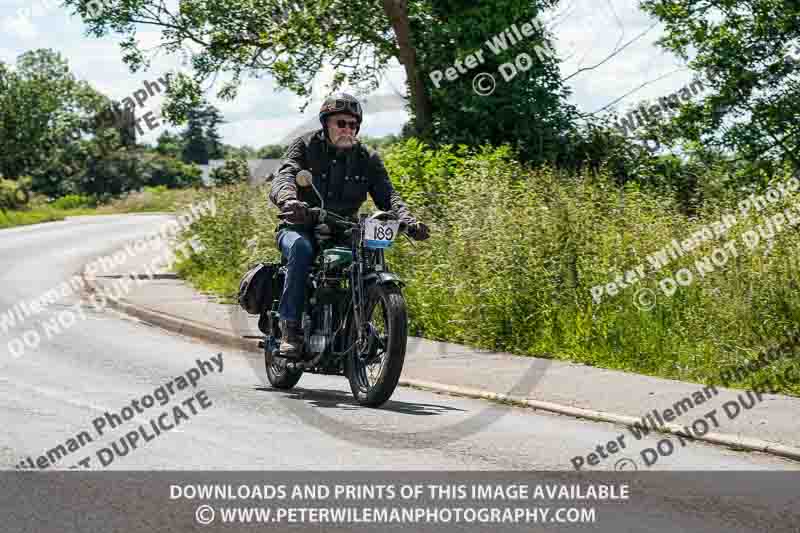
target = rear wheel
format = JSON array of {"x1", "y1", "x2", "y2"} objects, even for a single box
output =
[{"x1": 345, "y1": 283, "x2": 407, "y2": 407}]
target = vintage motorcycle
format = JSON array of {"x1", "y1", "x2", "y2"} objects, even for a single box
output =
[{"x1": 261, "y1": 170, "x2": 412, "y2": 407}]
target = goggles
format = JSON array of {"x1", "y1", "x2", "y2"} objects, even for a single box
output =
[{"x1": 324, "y1": 99, "x2": 362, "y2": 118}]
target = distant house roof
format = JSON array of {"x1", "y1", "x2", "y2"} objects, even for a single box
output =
[
  {"x1": 249, "y1": 159, "x2": 282, "y2": 185},
  {"x1": 197, "y1": 158, "x2": 282, "y2": 186}
]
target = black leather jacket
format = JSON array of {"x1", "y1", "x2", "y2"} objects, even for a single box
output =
[{"x1": 269, "y1": 130, "x2": 415, "y2": 232}]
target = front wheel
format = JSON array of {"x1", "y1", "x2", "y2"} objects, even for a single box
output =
[{"x1": 345, "y1": 283, "x2": 408, "y2": 407}]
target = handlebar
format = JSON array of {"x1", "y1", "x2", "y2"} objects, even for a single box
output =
[
  {"x1": 308, "y1": 208, "x2": 358, "y2": 229},
  {"x1": 308, "y1": 207, "x2": 408, "y2": 233}
]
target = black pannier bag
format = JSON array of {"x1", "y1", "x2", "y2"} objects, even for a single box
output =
[{"x1": 238, "y1": 262, "x2": 284, "y2": 315}]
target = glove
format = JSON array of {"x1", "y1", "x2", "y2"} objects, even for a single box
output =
[
  {"x1": 278, "y1": 200, "x2": 311, "y2": 225},
  {"x1": 406, "y1": 221, "x2": 430, "y2": 241}
]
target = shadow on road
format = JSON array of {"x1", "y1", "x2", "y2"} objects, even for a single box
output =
[
  {"x1": 254, "y1": 386, "x2": 467, "y2": 416},
  {"x1": 97, "y1": 274, "x2": 180, "y2": 280}
]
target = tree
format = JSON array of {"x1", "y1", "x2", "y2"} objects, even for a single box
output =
[
  {"x1": 66, "y1": 0, "x2": 570, "y2": 148},
  {"x1": 155, "y1": 131, "x2": 185, "y2": 158},
  {"x1": 640, "y1": 0, "x2": 800, "y2": 176},
  {"x1": 94, "y1": 100, "x2": 137, "y2": 147},
  {"x1": 411, "y1": 0, "x2": 576, "y2": 165},
  {"x1": 73, "y1": 145, "x2": 145, "y2": 198},
  {"x1": 0, "y1": 49, "x2": 101, "y2": 180},
  {"x1": 181, "y1": 107, "x2": 210, "y2": 164},
  {"x1": 203, "y1": 104, "x2": 225, "y2": 160},
  {"x1": 0, "y1": 49, "x2": 146, "y2": 198}
]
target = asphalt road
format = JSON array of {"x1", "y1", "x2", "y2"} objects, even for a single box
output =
[{"x1": 1, "y1": 215, "x2": 799, "y2": 531}]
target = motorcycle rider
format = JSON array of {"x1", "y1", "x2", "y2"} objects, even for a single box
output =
[{"x1": 269, "y1": 92, "x2": 430, "y2": 359}]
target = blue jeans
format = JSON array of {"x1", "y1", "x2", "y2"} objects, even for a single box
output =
[{"x1": 276, "y1": 228, "x2": 315, "y2": 322}]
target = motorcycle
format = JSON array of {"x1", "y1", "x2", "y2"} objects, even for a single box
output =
[{"x1": 261, "y1": 170, "x2": 412, "y2": 407}]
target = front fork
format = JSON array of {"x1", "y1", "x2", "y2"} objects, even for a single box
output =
[
  {"x1": 349, "y1": 224, "x2": 377, "y2": 348},
  {"x1": 350, "y1": 260, "x2": 368, "y2": 346}
]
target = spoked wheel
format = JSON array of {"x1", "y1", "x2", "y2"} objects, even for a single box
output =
[
  {"x1": 345, "y1": 283, "x2": 408, "y2": 407},
  {"x1": 264, "y1": 329, "x2": 303, "y2": 390}
]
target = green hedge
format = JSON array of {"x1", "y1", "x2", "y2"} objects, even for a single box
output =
[{"x1": 175, "y1": 140, "x2": 800, "y2": 395}]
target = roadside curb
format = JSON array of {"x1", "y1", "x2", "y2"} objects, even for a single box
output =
[
  {"x1": 402, "y1": 380, "x2": 800, "y2": 462},
  {"x1": 82, "y1": 273, "x2": 800, "y2": 465},
  {"x1": 82, "y1": 273, "x2": 260, "y2": 353}
]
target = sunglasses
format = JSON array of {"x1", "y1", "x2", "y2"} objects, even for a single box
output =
[{"x1": 336, "y1": 119, "x2": 359, "y2": 130}]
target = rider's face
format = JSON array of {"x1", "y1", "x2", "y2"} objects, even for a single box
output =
[{"x1": 326, "y1": 113, "x2": 358, "y2": 149}]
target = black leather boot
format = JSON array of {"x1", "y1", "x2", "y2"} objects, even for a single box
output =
[{"x1": 278, "y1": 319, "x2": 304, "y2": 360}]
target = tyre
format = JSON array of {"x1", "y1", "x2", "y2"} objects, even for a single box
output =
[
  {"x1": 345, "y1": 283, "x2": 408, "y2": 407},
  {"x1": 264, "y1": 333, "x2": 303, "y2": 389}
]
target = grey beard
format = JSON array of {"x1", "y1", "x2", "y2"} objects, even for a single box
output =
[{"x1": 332, "y1": 136, "x2": 355, "y2": 150}]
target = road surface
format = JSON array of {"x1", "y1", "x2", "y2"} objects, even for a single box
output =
[{"x1": 1, "y1": 215, "x2": 798, "y2": 532}]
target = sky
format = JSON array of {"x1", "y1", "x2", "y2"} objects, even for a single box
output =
[{"x1": 0, "y1": 0, "x2": 695, "y2": 149}]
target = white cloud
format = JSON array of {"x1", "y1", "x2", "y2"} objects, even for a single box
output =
[{"x1": 0, "y1": 12, "x2": 39, "y2": 40}]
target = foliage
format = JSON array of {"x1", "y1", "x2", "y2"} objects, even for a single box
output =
[
  {"x1": 174, "y1": 185, "x2": 278, "y2": 295},
  {"x1": 382, "y1": 138, "x2": 471, "y2": 218},
  {"x1": 204, "y1": 105, "x2": 225, "y2": 160},
  {"x1": 210, "y1": 158, "x2": 251, "y2": 186},
  {"x1": 49, "y1": 194, "x2": 97, "y2": 210},
  {"x1": 0, "y1": 49, "x2": 153, "y2": 199},
  {"x1": 0, "y1": 178, "x2": 31, "y2": 210},
  {"x1": 256, "y1": 144, "x2": 287, "y2": 159},
  {"x1": 175, "y1": 141, "x2": 800, "y2": 395},
  {"x1": 0, "y1": 49, "x2": 105, "y2": 180},
  {"x1": 71, "y1": 143, "x2": 146, "y2": 198},
  {"x1": 179, "y1": 102, "x2": 225, "y2": 164},
  {"x1": 639, "y1": 0, "x2": 800, "y2": 175},
  {"x1": 155, "y1": 131, "x2": 185, "y2": 158},
  {"x1": 145, "y1": 155, "x2": 202, "y2": 189},
  {"x1": 410, "y1": 0, "x2": 575, "y2": 164},
  {"x1": 181, "y1": 106, "x2": 211, "y2": 165},
  {"x1": 0, "y1": 208, "x2": 66, "y2": 229}
]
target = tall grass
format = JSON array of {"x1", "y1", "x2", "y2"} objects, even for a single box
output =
[{"x1": 175, "y1": 141, "x2": 800, "y2": 395}]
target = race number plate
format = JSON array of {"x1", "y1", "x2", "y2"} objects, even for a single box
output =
[{"x1": 364, "y1": 218, "x2": 400, "y2": 249}]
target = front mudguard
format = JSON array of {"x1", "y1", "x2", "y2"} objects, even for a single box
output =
[{"x1": 362, "y1": 271, "x2": 405, "y2": 291}]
